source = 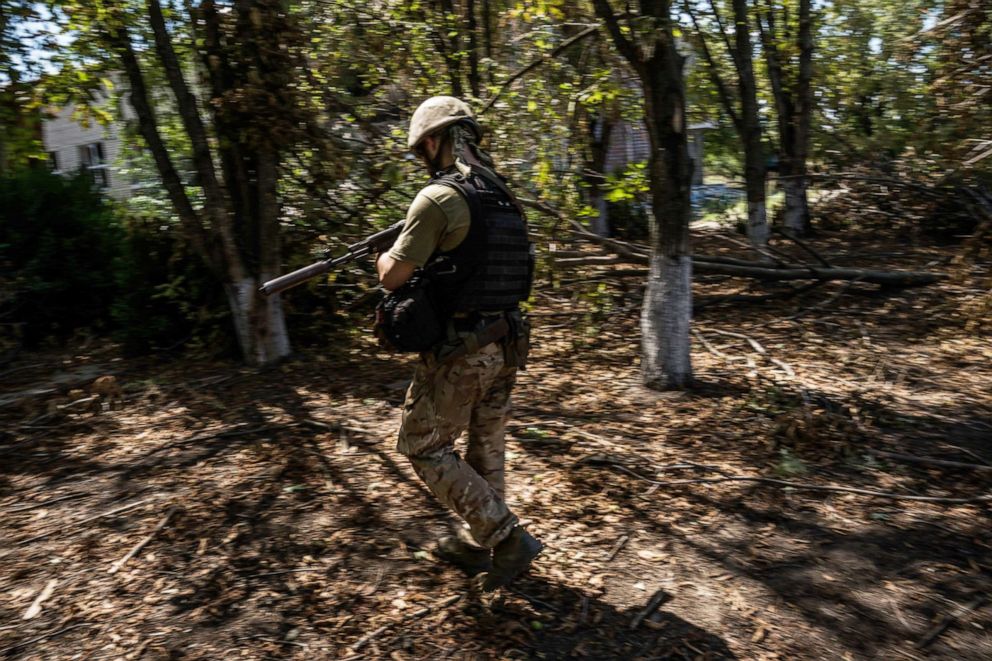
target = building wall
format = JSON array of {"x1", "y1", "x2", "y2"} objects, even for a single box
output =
[
  {"x1": 41, "y1": 104, "x2": 131, "y2": 200},
  {"x1": 604, "y1": 121, "x2": 707, "y2": 185}
]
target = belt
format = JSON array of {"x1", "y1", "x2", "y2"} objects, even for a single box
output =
[
  {"x1": 451, "y1": 311, "x2": 506, "y2": 333},
  {"x1": 436, "y1": 317, "x2": 510, "y2": 363}
]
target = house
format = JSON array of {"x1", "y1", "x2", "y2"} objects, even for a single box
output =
[
  {"x1": 587, "y1": 116, "x2": 714, "y2": 236},
  {"x1": 41, "y1": 102, "x2": 132, "y2": 200}
]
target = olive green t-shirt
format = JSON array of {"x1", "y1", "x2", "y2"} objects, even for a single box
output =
[{"x1": 387, "y1": 183, "x2": 471, "y2": 267}]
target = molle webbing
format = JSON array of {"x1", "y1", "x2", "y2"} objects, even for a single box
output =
[{"x1": 431, "y1": 169, "x2": 532, "y2": 312}]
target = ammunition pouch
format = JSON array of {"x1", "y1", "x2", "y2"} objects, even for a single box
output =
[{"x1": 374, "y1": 276, "x2": 446, "y2": 353}]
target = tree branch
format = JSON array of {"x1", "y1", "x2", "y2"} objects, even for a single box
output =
[
  {"x1": 592, "y1": 0, "x2": 642, "y2": 69},
  {"x1": 683, "y1": 0, "x2": 741, "y2": 130},
  {"x1": 110, "y1": 26, "x2": 211, "y2": 267},
  {"x1": 480, "y1": 23, "x2": 600, "y2": 114}
]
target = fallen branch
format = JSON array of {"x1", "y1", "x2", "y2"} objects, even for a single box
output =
[
  {"x1": 872, "y1": 450, "x2": 992, "y2": 473},
  {"x1": 575, "y1": 457, "x2": 992, "y2": 504},
  {"x1": 773, "y1": 227, "x2": 832, "y2": 268},
  {"x1": 522, "y1": 197, "x2": 946, "y2": 286},
  {"x1": 694, "y1": 262, "x2": 946, "y2": 286},
  {"x1": 108, "y1": 506, "x2": 178, "y2": 574}
]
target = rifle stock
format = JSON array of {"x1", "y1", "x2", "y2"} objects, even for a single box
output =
[{"x1": 259, "y1": 221, "x2": 404, "y2": 297}]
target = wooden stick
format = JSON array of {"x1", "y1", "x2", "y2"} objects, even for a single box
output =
[
  {"x1": 630, "y1": 589, "x2": 672, "y2": 630},
  {"x1": 22, "y1": 579, "x2": 58, "y2": 620},
  {"x1": 707, "y1": 328, "x2": 767, "y2": 355},
  {"x1": 606, "y1": 534, "x2": 630, "y2": 562},
  {"x1": 9, "y1": 492, "x2": 89, "y2": 514},
  {"x1": 108, "y1": 506, "x2": 178, "y2": 574}
]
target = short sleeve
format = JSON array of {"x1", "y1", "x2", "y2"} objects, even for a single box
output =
[{"x1": 387, "y1": 183, "x2": 471, "y2": 267}]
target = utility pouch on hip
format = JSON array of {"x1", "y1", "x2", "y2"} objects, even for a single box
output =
[
  {"x1": 374, "y1": 276, "x2": 446, "y2": 353},
  {"x1": 503, "y1": 310, "x2": 531, "y2": 370}
]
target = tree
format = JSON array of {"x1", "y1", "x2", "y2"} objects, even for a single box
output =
[
  {"x1": 685, "y1": 0, "x2": 769, "y2": 249},
  {"x1": 593, "y1": 0, "x2": 694, "y2": 389},
  {"x1": 757, "y1": 0, "x2": 813, "y2": 235},
  {"x1": 49, "y1": 0, "x2": 324, "y2": 365}
]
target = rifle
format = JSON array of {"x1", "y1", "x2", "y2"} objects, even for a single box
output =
[{"x1": 259, "y1": 222, "x2": 404, "y2": 297}]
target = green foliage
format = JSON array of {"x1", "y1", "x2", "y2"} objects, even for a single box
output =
[
  {"x1": 111, "y1": 215, "x2": 232, "y2": 356},
  {"x1": 0, "y1": 169, "x2": 121, "y2": 346}
]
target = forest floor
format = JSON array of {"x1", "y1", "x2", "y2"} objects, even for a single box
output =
[{"x1": 1, "y1": 223, "x2": 990, "y2": 660}]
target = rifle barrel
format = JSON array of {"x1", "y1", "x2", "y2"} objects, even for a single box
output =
[{"x1": 259, "y1": 259, "x2": 334, "y2": 296}]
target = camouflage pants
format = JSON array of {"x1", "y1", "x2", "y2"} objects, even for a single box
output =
[{"x1": 396, "y1": 341, "x2": 518, "y2": 549}]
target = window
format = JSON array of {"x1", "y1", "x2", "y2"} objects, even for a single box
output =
[
  {"x1": 78, "y1": 142, "x2": 110, "y2": 190},
  {"x1": 78, "y1": 142, "x2": 105, "y2": 167},
  {"x1": 48, "y1": 151, "x2": 61, "y2": 172}
]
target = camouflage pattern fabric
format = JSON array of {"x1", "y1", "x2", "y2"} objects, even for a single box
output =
[{"x1": 397, "y1": 341, "x2": 519, "y2": 549}]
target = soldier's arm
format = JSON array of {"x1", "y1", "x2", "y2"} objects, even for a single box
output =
[{"x1": 376, "y1": 253, "x2": 416, "y2": 291}]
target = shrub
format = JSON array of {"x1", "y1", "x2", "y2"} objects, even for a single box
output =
[{"x1": 0, "y1": 169, "x2": 121, "y2": 347}]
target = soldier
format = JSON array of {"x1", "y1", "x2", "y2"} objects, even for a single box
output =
[{"x1": 376, "y1": 96, "x2": 542, "y2": 590}]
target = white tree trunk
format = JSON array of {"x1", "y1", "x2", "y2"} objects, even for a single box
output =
[
  {"x1": 225, "y1": 277, "x2": 291, "y2": 365},
  {"x1": 640, "y1": 254, "x2": 693, "y2": 389},
  {"x1": 782, "y1": 176, "x2": 810, "y2": 235},
  {"x1": 747, "y1": 199, "x2": 769, "y2": 248}
]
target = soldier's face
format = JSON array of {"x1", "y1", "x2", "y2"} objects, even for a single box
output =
[{"x1": 416, "y1": 135, "x2": 441, "y2": 171}]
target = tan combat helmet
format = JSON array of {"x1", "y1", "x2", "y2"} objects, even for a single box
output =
[{"x1": 407, "y1": 96, "x2": 482, "y2": 150}]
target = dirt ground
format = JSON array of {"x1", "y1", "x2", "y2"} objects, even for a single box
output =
[{"x1": 1, "y1": 225, "x2": 990, "y2": 660}]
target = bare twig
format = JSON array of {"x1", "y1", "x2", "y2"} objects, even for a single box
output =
[
  {"x1": 108, "y1": 506, "x2": 178, "y2": 574},
  {"x1": 872, "y1": 451, "x2": 992, "y2": 473},
  {"x1": 916, "y1": 596, "x2": 988, "y2": 648},
  {"x1": 9, "y1": 492, "x2": 89, "y2": 513},
  {"x1": 480, "y1": 24, "x2": 600, "y2": 114},
  {"x1": 17, "y1": 496, "x2": 158, "y2": 547},
  {"x1": 706, "y1": 329, "x2": 766, "y2": 355},
  {"x1": 575, "y1": 457, "x2": 992, "y2": 504},
  {"x1": 0, "y1": 623, "x2": 91, "y2": 655}
]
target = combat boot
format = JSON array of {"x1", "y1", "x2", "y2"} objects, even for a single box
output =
[
  {"x1": 482, "y1": 526, "x2": 543, "y2": 591},
  {"x1": 435, "y1": 535, "x2": 492, "y2": 576}
]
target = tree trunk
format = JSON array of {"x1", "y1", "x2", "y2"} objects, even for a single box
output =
[
  {"x1": 758, "y1": 0, "x2": 813, "y2": 236},
  {"x1": 687, "y1": 0, "x2": 768, "y2": 249},
  {"x1": 733, "y1": 0, "x2": 769, "y2": 247},
  {"x1": 781, "y1": 173, "x2": 810, "y2": 235},
  {"x1": 594, "y1": 0, "x2": 694, "y2": 389},
  {"x1": 642, "y1": 255, "x2": 693, "y2": 388},
  {"x1": 114, "y1": 2, "x2": 296, "y2": 366}
]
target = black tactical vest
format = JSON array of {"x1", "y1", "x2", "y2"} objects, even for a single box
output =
[{"x1": 426, "y1": 166, "x2": 533, "y2": 313}]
